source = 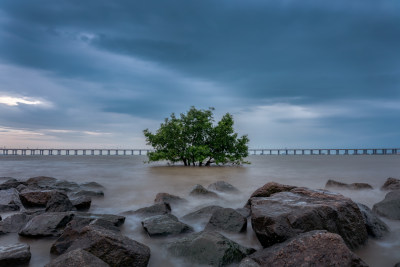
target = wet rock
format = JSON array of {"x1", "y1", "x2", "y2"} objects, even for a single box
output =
[
  {"x1": 249, "y1": 184, "x2": 368, "y2": 249},
  {"x1": 167, "y1": 230, "x2": 255, "y2": 267},
  {"x1": 16, "y1": 184, "x2": 28, "y2": 192},
  {"x1": 372, "y1": 190, "x2": 400, "y2": 220},
  {"x1": 51, "y1": 217, "x2": 120, "y2": 255},
  {"x1": 73, "y1": 212, "x2": 125, "y2": 227},
  {"x1": 0, "y1": 213, "x2": 34, "y2": 233},
  {"x1": 206, "y1": 208, "x2": 247, "y2": 233},
  {"x1": 65, "y1": 225, "x2": 150, "y2": 267},
  {"x1": 189, "y1": 184, "x2": 219, "y2": 198},
  {"x1": 19, "y1": 212, "x2": 74, "y2": 237},
  {"x1": 123, "y1": 203, "x2": 171, "y2": 218},
  {"x1": 381, "y1": 177, "x2": 400, "y2": 191},
  {"x1": 19, "y1": 190, "x2": 57, "y2": 207},
  {"x1": 71, "y1": 196, "x2": 91, "y2": 211},
  {"x1": 142, "y1": 214, "x2": 193, "y2": 237},
  {"x1": 0, "y1": 188, "x2": 23, "y2": 211},
  {"x1": 0, "y1": 243, "x2": 31, "y2": 266},
  {"x1": 245, "y1": 182, "x2": 297, "y2": 208},
  {"x1": 53, "y1": 180, "x2": 80, "y2": 192},
  {"x1": 236, "y1": 207, "x2": 251, "y2": 218},
  {"x1": 70, "y1": 190, "x2": 104, "y2": 198},
  {"x1": 357, "y1": 203, "x2": 389, "y2": 238},
  {"x1": 81, "y1": 182, "x2": 104, "y2": 189},
  {"x1": 46, "y1": 192, "x2": 74, "y2": 212},
  {"x1": 0, "y1": 178, "x2": 26, "y2": 190},
  {"x1": 325, "y1": 179, "x2": 373, "y2": 190},
  {"x1": 181, "y1": 205, "x2": 224, "y2": 225},
  {"x1": 239, "y1": 231, "x2": 368, "y2": 267},
  {"x1": 154, "y1": 192, "x2": 187, "y2": 207},
  {"x1": 395, "y1": 263, "x2": 400, "y2": 267},
  {"x1": 26, "y1": 176, "x2": 57, "y2": 189},
  {"x1": 207, "y1": 181, "x2": 239, "y2": 193},
  {"x1": 45, "y1": 248, "x2": 109, "y2": 267}
]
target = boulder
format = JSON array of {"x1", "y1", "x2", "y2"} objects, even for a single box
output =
[
  {"x1": 0, "y1": 178, "x2": 26, "y2": 190},
  {"x1": 154, "y1": 192, "x2": 187, "y2": 207},
  {"x1": 71, "y1": 196, "x2": 91, "y2": 211},
  {"x1": 51, "y1": 217, "x2": 121, "y2": 255},
  {"x1": 249, "y1": 185, "x2": 368, "y2": 249},
  {"x1": 123, "y1": 203, "x2": 171, "y2": 218},
  {"x1": 325, "y1": 179, "x2": 373, "y2": 190},
  {"x1": 81, "y1": 182, "x2": 105, "y2": 189},
  {"x1": 19, "y1": 190, "x2": 57, "y2": 207},
  {"x1": 206, "y1": 208, "x2": 247, "y2": 233},
  {"x1": 45, "y1": 248, "x2": 109, "y2": 267},
  {"x1": 189, "y1": 184, "x2": 219, "y2": 198},
  {"x1": 26, "y1": 176, "x2": 57, "y2": 189},
  {"x1": 166, "y1": 230, "x2": 255, "y2": 266},
  {"x1": 239, "y1": 231, "x2": 368, "y2": 267},
  {"x1": 70, "y1": 190, "x2": 104, "y2": 198},
  {"x1": 72, "y1": 212, "x2": 125, "y2": 227},
  {"x1": 236, "y1": 207, "x2": 251, "y2": 218},
  {"x1": 207, "y1": 181, "x2": 239, "y2": 193},
  {"x1": 0, "y1": 188, "x2": 23, "y2": 210},
  {"x1": 0, "y1": 213, "x2": 34, "y2": 233},
  {"x1": 381, "y1": 177, "x2": 400, "y2": 191},
  {"x1": 65, "y1": 225, "x2": 150, "y2": 267},
  {"x1": 142, "y1": 214, "x2": 193, "y2": 237},
  {"x1": 357, "y1": 203, "x2": 389, "y2": 238},
  {"x1": 181, "y1": 205, "x2": 224, "y2": 225},
  {"x1": 53, "y1": 180, "x2": 80, "y2": 192},
  {"x1": 372, "y1": 190, "x2": 400, "y2": 220},
  {"x1": 0, "y1": 243, "x2": 31, "y2": 266},
  {"x1": 46, "y1": 192, "x2": 74, "y2": 212},
  {"x1": 245, "y1": 182, "x2": 297, "y2": 208},
  {"x1": 19, "y1": 212, "x2": 74, "y2": 237}
]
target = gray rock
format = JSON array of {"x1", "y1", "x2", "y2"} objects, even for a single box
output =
[
  {"x1": 70, "y1": 190, "x2": 104, "y2": 198},
  {"x1": 373, "y1": 190, "x2": 400, "y2": 220},
  {"x1": 46, "y1": 192, "x2": 74, "y2": 212},
  {"x1": 189, "y1": 184, "x2": 219, "y2": 198},
  {"x1": 0, "y1": 213, "x2": 34, "y2": 233},
  {"x1": 19, "y1": 190, "x2": 57, "y2": 207},
  {"x1": 236, "y1": 207, "x2": 251, "y2": 218},
  {"x1": 249, "y1": 185, "x2": 368, "y2": 249},
  {"x1": 207, "y1": 181, "x2": 239, "y2": 193},
  {"x1": 381, "y1": 177, "x2": 400, "y2": 191},
  {"x1": 65, "y1": 225, "x2": 150, "y2": 267},
  {"x1": 0, "y1": 178, "x2": 26, "y2": 190},
  {"x1": 181, "y1": 205, "x2": 224, "y2": 225},
  {"x1": 53, "y1": 180, "x2": 80, "y2": 192},
  {"x1": 244, "y1": 182, "x2": 297, "y2": 208},
  {"x1": 0, "y1": 243, "x2": 31, "y2": 266},
  {"x1": 167, "y1": 230, "x2": 255, "y2": 267},
  {"x1": 206, "y1": 208, "x2": 247, "y2": 233},
  {"x1": 123, "y1": 203, "x2": 171, "y2": 218},
  {"x1": 154, "y1": 192, "x2": 187, "y2": 207},
  {"x1": 19, "y1": 212, "x2": 74, "y2": 237},
  {"x1": 26, "y1": 176, "x2": 57, "y2": 189},
  {"x1": 357, "y1": 203, "x2": 389, "y2": 238},
  {"x1": 325, "y1": 179, "x2": 373, "y2": 190},
  {"x1": 0, "y1": 188, "x2": 23, "y2": 211},
  {"x1": 71, "y1": 196, "x2": 92, "y2": 211},
  {"x1": 142, "y1": 214, "x2": 193, "y2": 237},
  {"x1": 72, "y1": 212, "x2": 125, "y2": 227},
  {"x1": 45, "y1": 248, "x2": 109, "y2": 267},
  {"x1": 239, "y1": 231, "x2": 368, "y2": 267},
  {"x1": 81, "y1": 182, "x2": 105, "y2": 189}
]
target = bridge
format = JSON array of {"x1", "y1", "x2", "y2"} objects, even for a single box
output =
[{"x1": 0, "y1": 148, "x2": 399, "y2": 156}]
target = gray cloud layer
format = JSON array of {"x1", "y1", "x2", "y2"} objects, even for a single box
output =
[{"x1": 0, "y1": 0, "x2": 399, "y2": 147}]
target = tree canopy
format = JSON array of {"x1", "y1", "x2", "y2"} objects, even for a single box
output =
[{"x1": 143, "y1": 107, "x2": 249, "y2": 166}]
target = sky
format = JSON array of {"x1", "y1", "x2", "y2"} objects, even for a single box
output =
[{"x1": 0, "y1": 0, "x2": 399, "y2": 149}]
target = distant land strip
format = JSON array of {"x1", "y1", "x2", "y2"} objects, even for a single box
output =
[{"x1": 0, "y1": 148, "x2": 399, "y2": 156}]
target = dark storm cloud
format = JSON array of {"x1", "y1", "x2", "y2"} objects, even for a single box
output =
[{"x1": 0, "y1": 0, "x2": 399, "y2": 147}]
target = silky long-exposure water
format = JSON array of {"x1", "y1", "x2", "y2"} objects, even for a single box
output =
[{"x1": 0, "y1": 155, "x2": 399, "y2": 266}]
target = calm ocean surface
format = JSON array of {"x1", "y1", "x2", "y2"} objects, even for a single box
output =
[{"x1": 1, "y1": 155, "x2": 399, "y2": 266}]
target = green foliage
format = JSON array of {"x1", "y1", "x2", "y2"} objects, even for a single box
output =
[{"x1": 143, "y1": 107, "x2": 250, "y2": 166}]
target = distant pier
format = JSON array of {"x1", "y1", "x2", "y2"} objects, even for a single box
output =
[{"x1": 0, "y1": 148, "x2": 399, "y2": 156}]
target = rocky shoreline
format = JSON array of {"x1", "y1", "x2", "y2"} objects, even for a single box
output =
[{"x1": 0, "y1": 176, "x2": 399, "y2": 266}]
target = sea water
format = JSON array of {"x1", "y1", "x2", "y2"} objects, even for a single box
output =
[{"x1": 0, "y1": 155, "x2": 399, "y2": 266}]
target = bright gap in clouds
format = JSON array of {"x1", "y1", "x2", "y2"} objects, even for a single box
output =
[{"x1": 0, "y1": 95, "x2": 48, "y2": 107}]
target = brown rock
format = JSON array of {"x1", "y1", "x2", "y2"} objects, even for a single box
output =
[
  {"x1": 249, "y1": 184, "x2": 368, "y2": 249},
  {"x1": 19, "y1": 212, "x2": 74, "y2": 237},
  {"x1": 46, "y1": 192, "x2": 74, "y2": 212},
  {"x1": 325, "y1": 179, "x2": 373, "y2": 190},
  {"x1": 239, "y1": 231, "x2": 368, "y2": 267},
  {"x1": 19, "y1": 190, "x2": 57, "y2": 207},
  {"x1": 154, "y1": 192, "x2": 187, "y2": 206},
  {"x1": 381, "y1": 177, "x2": 400, "y2": 191},
  {"x1": 189, "y1": 184, "x2": 219, "y2": 198}
]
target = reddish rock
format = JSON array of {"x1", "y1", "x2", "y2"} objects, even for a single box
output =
[
  {"x1": 239, "y1": 231, "x2": 368, "y2": 267},
  {"x1": 19, "y1": 190, "x2": 57, "y2": 207}
]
